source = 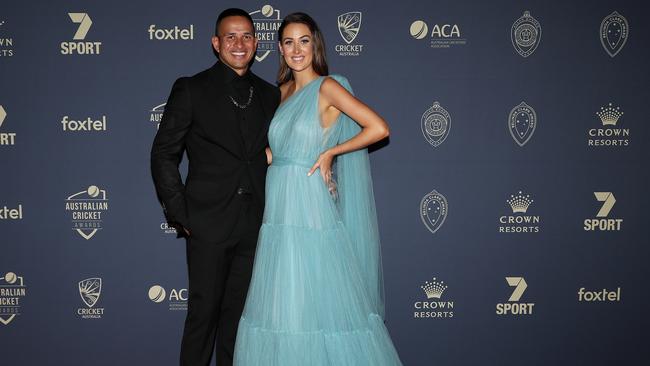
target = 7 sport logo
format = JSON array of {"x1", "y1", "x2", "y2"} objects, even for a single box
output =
[
  {"x1": 584, "y1": 192, "x2": 622, "y2": 231},
  {"x1": 496, "y1": 277, "x2": 535, "y2": 316},
  {"x1": 60, "y1": 13, "x2": 102, "y2": 55}
]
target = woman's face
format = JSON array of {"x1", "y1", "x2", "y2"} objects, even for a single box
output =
[{"x1": 279, "y1": 23, "x2": 314, "y2": 73}]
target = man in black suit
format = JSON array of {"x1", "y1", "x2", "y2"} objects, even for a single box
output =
[{"x1": 151, "y1": 8, "x2": 280, "y2": 366}]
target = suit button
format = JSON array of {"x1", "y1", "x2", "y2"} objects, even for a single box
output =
[{"x1": 237, "y1": 188, "x2": 244, "y2": 195}]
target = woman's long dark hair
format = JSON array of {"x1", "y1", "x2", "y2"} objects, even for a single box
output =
[{"x1": 277, "y1": 12, "x2": 329, "y2": 85}]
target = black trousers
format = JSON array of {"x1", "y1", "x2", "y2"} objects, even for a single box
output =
[{"x1": 180, "y1": 195, "x2": 261, "y2": 366}]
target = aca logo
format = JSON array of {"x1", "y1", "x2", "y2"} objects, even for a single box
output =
[
  {"x1": 0, "y1": 20, "x2": 14, "y2": 57},
  {"x1": 150, "y1": 103, "x2": 166, "y2": 130},
  {"x1": 148, "y1": 24, "x2": 194, "y2": 40},
  {"x1": 0, "y1": 204, "x2": 22, "y2": 220},
  {"x1": 578, "y1": 287, "x2": 621, "y2": 302},
  {"x1": 77, "y1": 277, "x2": 104, "y2": 319},
  {"x1": 498, "y1": 191, "x2": 540, "y2": 233},
  {"x1": 335, "y1": 12, "x2": 364, "y2": 56},
  {"x1": 148, "y1": 284, "x2": 187, "y2": 311},
  {"x1": 0, "y1": 105, "x2": 17, "y2": 146},
  {"x1": 409, "y1": 19, "x2": 466, "y2": 48},
  {"x1": 65, "y1": 185, "x2": 109, "y2": 240},
  {"x1": 61, "y1": 115, "x2": 107, "y2": 132},
  {"x1": 587, "y1": 103, "x2": 629, "y2": 147},
  {"x1": 421, "y1": 101, "x2": 451, "y2": 148},
  {"x1": 249, "y1": 5, "x2": 283, "y2": 62},
  {"x1": 600, "y1": 11, "x2": 628, "y2": 57},
  {"x1": 0, "y1": 272, "x2": 27, "y2": 326},
  {"x1": 496, "y1": 277, "x2": 535, "y2": 315},
  {"x1": 413, "y1": 277, "x2": 454, "y2": 318},
  {"x1": 420, "y1": 189, "x2": 448, "y2": 234},
  {"x1": 584, "y1": 192, "x2": 622, "y2": 231},
  {"x1": 511, "y1": 11, "x2": 541, "y2": 57},
  {"x1": 61, "y1": 13, "x2": 102, "y2": 55},
  {"x1": 508, "y1": 101, "x2": 537, "y2": 147}
]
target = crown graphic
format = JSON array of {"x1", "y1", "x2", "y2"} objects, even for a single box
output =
[
  {"x1": 421, "y1": 277, "x2": 448, "y2": 299},
  {"x1": 507, "y1": 191, "x2": 533, "y2": 213},
  {"x1": 596, "y1": 103, "x2": 623, "y2": 126}
]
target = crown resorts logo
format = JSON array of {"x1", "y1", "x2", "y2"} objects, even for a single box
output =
[
  {"x1": 414, "y1": 277, "x2": 454, "y2": 318},
  {"x1": 335, "y1": 12, "x2": 364, "y2": 56},
  {"x1": 0, "y1": 272, "x2": 27, "y2": 326},
  {"x1": 0, "y1": 105, "x2": 17, "y2": 146},
  {"x1": 249, "y1": 5, "x2": 282, "y2": 62},
  {"x1": 61, "y1": 115, "x2": 107, "y2": 132},
  {"x1": 409, "y1": 19, "x2": 466, "y2": 48},
  {"x1": 77, "y1": 277, "x2": 104, "y2": 319},
  {"x1": 421, "y1": 101, "x2": 451, "y2": 148},
  {"x1": 588, "y1": 103, "x2": 629, "y2": 147},
  {"x1": 61, "y1": 13, "x2": 102, "y2": 55},
  {"x1": 600, "y1": 11, "x2": 628, "y2": 57},
  {"x1": 150, "y1": 103, "x2": 166, "y2": 130},
  {"x1": 420, "y1": 190, "x2": 448, "y2": 234},
  {"x1": 508, "y1": 101, "x2": 537, "y2": 147},
  {"x1": 511, "y1": 11, "x2": 541, "y2": 57},
  {"x1": 584, "y1": 192, "x2": 622, "y2": 231},
  {"x1": 578, "y1": 287, "x2": 621, "y2": 302},
  {"x1": 148, "y1": 24, "x2": 194, "y2": 40},
  {"x1": 0, "y1": 20, "x2": 14, "y2": 57},
  {"x1": 499, "y1": 191, "x2": 540, "y2": 233},
  {"x1": 148, "y1": 284, "x2": 187, "y2": 311},
  {"x1": 496, "y1": 277, "x2": 534, "y2": 315},
  {"x1": 65, "y1": 185, "x2": 109, "y2": 240}
]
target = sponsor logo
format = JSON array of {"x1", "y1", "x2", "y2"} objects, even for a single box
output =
[
  {"x1": 511, "y1": 11, "x2": 541, "y2": 57},
  {"x1": 150, "y1": 103, "x2": 165, "y2": 130},
  {"x1": 0, "y1": 204, "x2": 22, "y2": 220},
  {"x1": 421, "y1": 101, "x2": 451, "y2": 148},
  {"x1": 335, "y1": 12, "x2": 364, "y2": 56},
  {"x1": 148, "y1": 285, "x2": 187, "y2": 311},
  {"x1": 0, "y1": 20, "x2": 14, "y2": 57},
  {"x1": 413, "y1": 277, "x2": 454, "y2": 318},
  {"x1": 0, "y1": 272, "x2": 27, "y2": 325},
  {"x1": 508, "y1": 102, "x2": 536, "y2": 146},
  {"x1": 77, "y1": 278, "x2": 104, "y2": 319},
  {"x1": 160, "y1": 222, "x2": 177, "y2": 234},
  {"x1": 148, "y1": 24, "x2": 194, "y2": 40},
  {"x1": 249, "y1": 5, "x2": 282, "y2": 62},
  {"x1": 600, "y1": 11, "x2": 628, "y2": 57},
  {"x1": 578, "y1": 287, "x2": 621, "y2": 302},
  {"x1": 409, "y1": 20, "x2": 466, "y2": 48},
  {"x1": 65, "y1": 185, "x2": 109, "y2": 240},
  {"x1": 588, "y1": 103, "x2": 628, "y2": 147},
  {"x1": 584, "y1": 192, "x2": 622, "y2": 231},
  {"x1": 498, "y1": 191, "x2": 540, "y2": 233},
  {"x1": 420, "y1": 189, "x2": 448, "y2": 234},
  {"x1": 496, "y1": 277, "x2": 534, "y2": 315},
  {"x1": 61, "y1": 115, "x2": 107, "y2": 132},
  {"x1": 0, "y1": 105, "x2": 17, "y2": 146},
  {"x1": 61, "y1": 13, "x2": 102, "y2": 55}
]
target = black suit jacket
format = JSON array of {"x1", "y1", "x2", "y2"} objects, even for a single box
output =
[{"x1": 151, "y1": 62, "x2": 280, "y2": 242}]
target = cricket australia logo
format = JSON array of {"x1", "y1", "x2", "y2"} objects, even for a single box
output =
[
  {"x1": 250, "y1": 5, "x2": 282, "y2": 62},
  {"x1": 420, "y1": 189, "x2": 448, "y2": 234},
  {"x1": 508, "y1": 102, "x2": 536, "y2": 147},
  {"x1": 511, "y1": 11, "x2": 541, "y2": 57},
  {"x1": 65, "y1": 185, "x2": 109, "y2": 240},
  {"x1": 78, "y1": 278, "x2": 101, "y2": 308},
  {"x1": 421, "y1": 101, "x2": 451, "y2": 148},
  {"x1": 600, "y1": 11, "x2": 628, "y2": 57},
  {"x1": 338, "y1": 12, "x2": 361, "y2": 44}
]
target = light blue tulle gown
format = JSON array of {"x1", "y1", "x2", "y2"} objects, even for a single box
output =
[{"x1": 234, "y1": 75, "x2": 402, "y2": 365}]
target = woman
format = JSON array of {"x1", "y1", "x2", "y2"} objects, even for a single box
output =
[{"x1": 234, "y1": 12, "x2": 402, "y2": 365}]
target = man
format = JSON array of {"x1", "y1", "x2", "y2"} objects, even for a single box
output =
[{"x1": 151, "y1": 8, "x2": 280, "y2": 366}]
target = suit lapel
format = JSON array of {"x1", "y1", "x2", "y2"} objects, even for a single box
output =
[
  {"x1": 250, "y1": 75, "x2": 274, "y2": 151},
  {"x1": 207, "y1": 63, "x2": 246, "y2": 159}
]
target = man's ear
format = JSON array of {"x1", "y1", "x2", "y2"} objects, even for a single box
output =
[{"x1": 211, "y1": 36, "x2": 220, "y2": 54}]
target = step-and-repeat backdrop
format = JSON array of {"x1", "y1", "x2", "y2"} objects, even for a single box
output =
[{"x1": 1, "y1": 0, "x2": 648, "y2": 365}]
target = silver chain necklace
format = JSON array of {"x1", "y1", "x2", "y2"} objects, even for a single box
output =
[{"x1": 229, "y1": 86, "x2": 254, "y2": 109}]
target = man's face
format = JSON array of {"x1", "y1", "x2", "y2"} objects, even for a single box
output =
[{"x1": 212, "y1": 16, "x2": 257, "y2": 75}]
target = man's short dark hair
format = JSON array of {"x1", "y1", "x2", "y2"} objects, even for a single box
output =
[{"x1": 215, "y1": 8, "x2": 255, "y2": 36}]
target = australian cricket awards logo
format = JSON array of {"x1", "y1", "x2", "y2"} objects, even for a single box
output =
[
  {"x1": 335, "y1": 12, "x2": 364, "y2": 56},
  {"x1": 0, "y1": 272, "x2": 27, "y2": 325},
  {"x1": 0, "y1": 104, "x2": 17, "y2": 146},
  {"x1": 65, "y1": 185, "x2": 109, "y2": 240},
  {"x1": 77, "y1": 277, "x2": 104, "y2": 319},
  {"x1": 250, "y1": 5, "x2": 282, "y2": 62},
  {"x1": 420, "y1": 189, "x2": 448, "y2": 234},
  {"x1": 584, "y1": 192, "x2": 622, "y2": 231},
  {"x1": 421, "y1": 101, "x2": 451, "y2": 148},
  {"x1": 511, "y1": 11, "x2": 541, "y2": 57},
  {"x1": 0, "y1": 20, "x2": 14, "y2": 57},
  {"x1": 409, "y1": 20, "x2": 466, "y2": 48},
  {"x1": 148, "y1": 284, "x2": 187, "y2": 311},
  {"x1": 496, "y1": 277, "x2": 534, "y2": 316},
  {"x1": 499, "y1": 191, "x2": 540, "y2": 233},
  {"x1": 508, "y1": 102, "x2": 536, "y2": 146},
  {"x1": 588, "y1": 103, "x2": 629, "y2": 147},
  {"x1": 414, "y1": 277, "x2": 454, "y2": 318},
  {"x1": 150, "y1": 103, "x2": 166, "y2": 130},
  {"x1": 600, "y1": 11, "x2": 628, "y2": 57},
  {"x1": 61, "y1": 13, "x2": 102, "y2": 55}
]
